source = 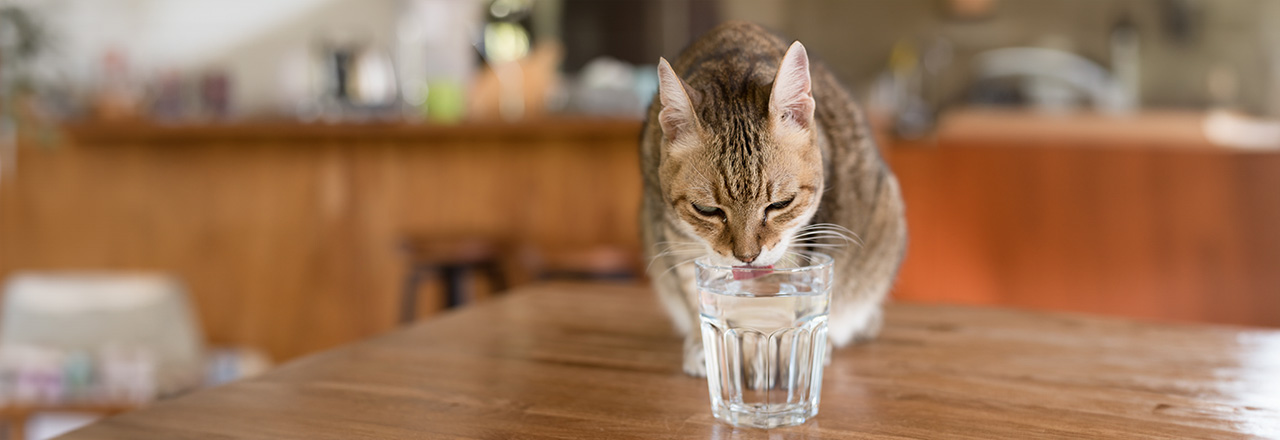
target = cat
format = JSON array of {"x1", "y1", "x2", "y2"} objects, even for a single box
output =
[{"x1": 639, "y1": 21, "x2": 907, "y2": 376}]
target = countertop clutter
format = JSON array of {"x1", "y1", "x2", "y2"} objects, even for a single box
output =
[{"x1": 57, "y1": 283, "x2": 1280, "y2": 439}]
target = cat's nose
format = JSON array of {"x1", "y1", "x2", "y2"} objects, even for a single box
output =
[{"x1": 735, "y1": 252, "x2": 759, "y2": 264}]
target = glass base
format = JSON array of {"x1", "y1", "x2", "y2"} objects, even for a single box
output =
[{"x1": 711, "y1": 402, "x2": 818, "y2": 429}]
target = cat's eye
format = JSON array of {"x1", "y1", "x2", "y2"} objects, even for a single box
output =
[
  {"x1": 767, "y1": 198, "x2": 794, "y2": 211},
  {"x1": 691, "y1": 203, "x2": 723, "y2": 217}
]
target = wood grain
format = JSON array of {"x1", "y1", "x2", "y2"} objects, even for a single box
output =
[{"x1": 57, "y1": 283, "x2": 1280, "y2": 439}]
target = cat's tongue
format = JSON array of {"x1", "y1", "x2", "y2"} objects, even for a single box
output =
[{"x1": 731, "y1": 265, "x2": 773, "y2": 280}]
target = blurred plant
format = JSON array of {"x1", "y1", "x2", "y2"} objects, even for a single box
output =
[
  {"x1": 478, "y1": 0, "x2": 534, "y2": 121},
  {"x1": 0, "y1": 4, "x2": 60, "y2": 161}
]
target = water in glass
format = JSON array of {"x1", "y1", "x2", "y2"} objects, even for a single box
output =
[{"x1": 697, "y1": 253, "x2": 831, "y2": 428}]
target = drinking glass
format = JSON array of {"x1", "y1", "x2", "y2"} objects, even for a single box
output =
[{"x1": 696, "y1": 251, "x2": 832, "y2": 428}]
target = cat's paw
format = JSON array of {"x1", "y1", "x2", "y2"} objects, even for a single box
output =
[
  {"x1": 683, "y1": 336, "x2": 706, "y2": 377},
  {"x1": 848, "y1": 309, "x2": 884, "y2": 343},
  {"x1": 832, "y1": 307, "x2": 883, "y2": 347}
]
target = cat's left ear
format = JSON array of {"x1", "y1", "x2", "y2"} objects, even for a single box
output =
[
  {"x1": 657, "y1": 58, "x2": 699, "y2": 144},
  {"x1": 770, "y1": 41, "x2": 815, "y2": 130}
]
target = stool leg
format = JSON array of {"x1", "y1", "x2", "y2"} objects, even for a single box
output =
[
  {"x1": 443, "y1": 266, "x2": 468, "y2": 309},
  {"x1": 485, "y1": 262, "x2": 507, "y2": 294},
  {"x1": 400, "y1": 265, "x2": 424, "y2": 324}
]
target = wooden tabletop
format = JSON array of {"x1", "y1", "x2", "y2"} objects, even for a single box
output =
[{"x1": 60, "y1": 283, "x2": 1280, "y2": 439}]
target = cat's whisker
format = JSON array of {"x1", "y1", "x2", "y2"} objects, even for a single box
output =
[
  {"x1": 650, "y1": 241, "x2": 703, "y2": 252},
  {"x1": 798, "y1": 232, "x2": 863, "y2": 247},
  {"x1": 795, "y1": 230, "x2": 853, "y2": 239},
  {"x1": 849, "y1": 233, "x2": 865, "y2": 246},
  {"x1": 789, "y1": 241, "x2": 848, "y2": 248},
  {"x1": 650, "y1": 243, "x2": 697, "y2": 252},
  {"x1": 794, "y1": 228, "x2": 851, "y2": 237},
  {"x1": 792, "y1": 233, "x2": 856, "y2": 243},
  {"x1": 792, "y1": 231, "x2": 854, "y2": 240},
  {"x1": 656, "y1": 256, "x2": 701, "y2": 280},
  {"x1": 653, "y1": 240, "x2": 701, "y2": 247},
  {"x1": 650, "y1": 247, "x2": 702, "y2": 256},
  {"x1": 798, "y1": 225, "x2": 858, "y2": 238},
  {"x1": 795, "y1": 239, "x2": 855, "y2": 248},
  {"x1": 650, "y1": 244, "x2": 702, "y2": 253},
  {"x1": 801, "y1": 240, "x2": 861, "y2": 250},
  {"x1": 647, "y1": 249, "x2": 702, "y2": 271},
  {"x1": 645, "y1": 239, "x2": 706, "y2": 263},
  {"x1": 804, "y1": 222, "x2": 856, "y2": 232},
  {"x1": 793, "y1": 242, "x2": 851, "y2": 249},
  {"x1": 656, "y1": 242, "x2": 701, "y2": 249},
  {"x1": 800, "y1": 223, "x2": 864, "y2": 245},
  {"x1": 649, "y1": 249, "x2": 699, "y2": 260},
  {"x1": 806, "y1": 236, "x2": 850, "y2": 241}
]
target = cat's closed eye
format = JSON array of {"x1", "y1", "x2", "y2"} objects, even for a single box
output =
[
  {"x1": 767, "y1": 198, "x2": 794, "y2": 211},
  {"x1": 692, "y1": 203, "x2": 724, "y2": 217}
]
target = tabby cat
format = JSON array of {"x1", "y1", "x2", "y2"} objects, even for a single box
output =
[{"x1": 640, "y1": 22, "x2": 907, "y2": 376}]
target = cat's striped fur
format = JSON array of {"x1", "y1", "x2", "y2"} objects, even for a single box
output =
[{"x1": 639, "y1": 21, "x2": 907, "y2": 376}]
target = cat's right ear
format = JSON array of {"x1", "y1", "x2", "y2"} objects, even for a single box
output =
[
  {"x1": 657, "y1": 58, "x2": 698, "y2": 145},
  {"x1": 770, "y1": 41, "x2": 815, "y2": 131}
]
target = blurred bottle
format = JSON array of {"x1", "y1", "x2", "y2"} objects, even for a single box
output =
[
  {"x1": 92, "y1": 50, "x2": 142, "y2": 121},
  {"x1": 396, "y1": 0, "x2": 481, "y2": 123},
  {"x1": 277, "y1": 48, "x2": 320, "y2": 121},
  {"x1": 351, "y1": 48, "x2": 398, "y2": 109},
  {"x1": 62, "y1": 350, "x2": 93, "y2": 401},
  {"x1": 1207, "y1": 64, "x2": 1239, "y2": 110},
  {"x1": 1110, "y1": 14, "x2": 1141, "y2": 113},
  {"x1": 200, "y1": 70, "x2": 232, "y2": 121},
  {"x1": 148, "y1": 71, "x2": 188, "y2": 122},
  {"x1": 315, "y1": 37, "x2": 399, "y2": 122},
  {"x1": 317, "y1": 39, "x2": 357, "y2": 120},
  {"x1": 871, "y1": 40, "x2": 935, "y2": 140},
  {"x1": 466, "y1": 0, "x2": 540, "y2": 122}
]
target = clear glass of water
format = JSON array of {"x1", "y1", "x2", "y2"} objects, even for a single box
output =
[{"x1": 696, "y1": 251, "x2": 832, "y2": 428}]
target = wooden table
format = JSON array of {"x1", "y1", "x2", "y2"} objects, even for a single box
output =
[
  {"x1": 0, "y1": 404, "x2": 135, "y2": 440},
  {"x1": 59, "y1": 283, "x2": 1280, "y2": 438}
]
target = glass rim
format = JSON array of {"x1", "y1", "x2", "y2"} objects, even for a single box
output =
[{"x1": 694, "y1": 250, "x2": 834, "y2": 273}]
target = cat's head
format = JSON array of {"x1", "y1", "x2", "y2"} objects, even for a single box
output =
[{"x1": 656, "y1": 42, "x2": 823, "y2": 267}]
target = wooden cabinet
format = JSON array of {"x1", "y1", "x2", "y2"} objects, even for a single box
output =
[
  {"x1": 0, "y1": 119, "x2": 644, "y2": 362},
  {"x1": 888, "y1": 110, "x2": 1280, "y2": 327}
]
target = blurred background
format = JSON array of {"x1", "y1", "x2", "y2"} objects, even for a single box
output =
[{"x1": 1, "y1": 0, "x2": 1279, "y2": 437}]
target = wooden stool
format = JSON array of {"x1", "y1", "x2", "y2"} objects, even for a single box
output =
[{"x1": 399, "y1": 237, "x2": 507, "y2": 324}]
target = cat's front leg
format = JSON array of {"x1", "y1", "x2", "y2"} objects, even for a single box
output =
[
  {"x1": 651, "y1": 250, "x2": 708, "y2": 377},
  {"x1": 849, "y1": 306, "x2": 884, "y2": 343},
  {"x1": 824, "y1": 340, "x2": 833, "y2": 366},
  {"x1": 828, "y1": 292, "x2": 885, "y2": 347}
]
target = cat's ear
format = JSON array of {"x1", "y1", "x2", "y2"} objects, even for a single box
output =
[
  {"x1": 657, "y1": 58, "x2": 698, "y2": 144},
  {"x1": 770, "y1": 41, "x2": 815, "y2": 130}
]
